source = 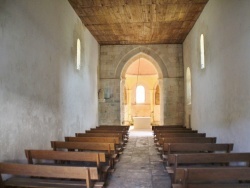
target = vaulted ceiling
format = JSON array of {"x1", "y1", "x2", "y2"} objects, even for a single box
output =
[
  {"x1": 126, "y1": 58, "x2": 158, "y2": 76},
  {"x1": 68, "y1": 0, "x2": 209, "y2": 45}
]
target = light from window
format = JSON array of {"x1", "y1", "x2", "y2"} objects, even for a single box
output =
[
  {"x1": 200, "y1": 34, "x2": 205, "y2": 69},
  {"x1": 186, "y1": 67, "x2": 191, "y2": 104},
  {"x1": 77, "y1": 38, "x2": 81, "y2": 70},
  {"x1": 136, "y1": 85, "x2": 145, "y2": 104}
]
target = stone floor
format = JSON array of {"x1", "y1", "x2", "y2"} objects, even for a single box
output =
[{"x1": 106, "y1": 128, "x2": 171, "y2": 188}]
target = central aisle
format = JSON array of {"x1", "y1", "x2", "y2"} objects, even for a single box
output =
[{"x1": 107, "y1": 128, "x2": 171, "y2": 188}]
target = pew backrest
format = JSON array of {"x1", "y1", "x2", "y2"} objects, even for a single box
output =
[
  {"x1": 164, "y1": 143, "x2": 233, "y2": 155},
  {"x1": 65, "y1": 136, "x2": 121, "y2": 144},
  {"x1": 75, "y1": 133, "x2": 123, "y2": 141},
  {"x1": 174, "y1": 167, "x2": 250, "y2": 187},
  {"x1": 169, "y1": 153, "x2": 250, "y2": 167},
  {"x1": 51, "y1": 141, "x2": 116, "y2": 152},
  {"x1": 154, "y1": 130, "x2": 198, "y2": 135},
  {"x1": 0, "y1": 163, "x2": 99, "y2": 188},
  {"x1": 155, "y1": 133, "x2": 206, "y2": 140},
  {"x1": 25, "y1": 149, "x2": 106, "y2": 164},
  {"x1": 159, "y1": 137, "x2": 216, "y2": 146}
]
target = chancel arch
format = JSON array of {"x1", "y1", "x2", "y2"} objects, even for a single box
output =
[{"x1": 121, "y1": 53, "x2": 163, "y2": 127}]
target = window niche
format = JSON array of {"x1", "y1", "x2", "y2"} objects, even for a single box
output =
[
  {"x1": 76, "y1": 38, "x2": 81, "y2": 70},
  {"x1": 136, "y1": 85, "x2": 145, "y2": 104},
  {"x1": 200, "y1": 34, "x2": 205, "y2": 69},
  {"x1": 186, "y1": 67, "x2": 191, "y2": 104}
]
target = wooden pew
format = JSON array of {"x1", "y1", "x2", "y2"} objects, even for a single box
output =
[
  {"x1": 157, "y1": 137, "x2": 216, "y2": 154},
  {"x1": 154, "y1": 130, "x2": 198, "y2": 135},
  {"x1": 65, "y1": 136, "x2": 123, "y2": 153},
  {"x1": 173, "y1": 167, "x2": 250, "y2": 188},
  {"x1": 25, "y1": 149, "x2": 110, "y2": 181},
  {"x1": 158, "y1": 137, "x2": 216, "y2": 146},
  {"x1": 65, "y1": 136, "x2": 120, "y2": 142},
  {"x1": 152, "y1": 125, "x2": 186, "y2": 131},
  {"x1": 75, "y1": 133, "x2": 125, "y2": 144},
  {"x1": 95, "y1": 126, "x2": 129, "y2": 131},
  {"x1": 51, "y1": 141, "x2": 117, "y2": 169},
  {"x1": 86, "y1": 129, "x2": 128, "y2": 134},
  {"x1": 84, "y1": 130, "x2": 129, "y2": 141},
  {"x1": 154, "y1": 133, "x2": 206, "y2": 143},
  {"x1": 162, "y1": 143, "x2": 233, "y2": 157},
  {"x1": 168, "y1": 152, "x2": 250, "y2": 182},
  {"x1": 0, "y1": 163, "x2": 103, "y2": 188},
  {"x1": 96, "y1": 126, "x2": 130, "y2": 132}
]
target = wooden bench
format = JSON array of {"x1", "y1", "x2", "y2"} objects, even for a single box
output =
[
  {"x1": 168, "y1": 152, "x2": 250, "y2": 182},
  {"x1": 75, "y1": 133, "x2": 125, "y2": 144},
  {"x1": 158, "y1": 137, "x2": 216, "y2": 146},
  {"x1": 154, "y1": 133, "x2": 206, "y2": 143},
  {"x1": 154, "y1": 130, "x2": 198, "y2": 135},
  {"x1": 173, "y1": 167, "x2": 250, "y2": 188},
  {"x1": 51, "y1": 141, "x2": 117, "y2": 169},
  {"x1": 86, "y1": 129, "x2": 128, "y2": 134},
  {"x1": 157, "y1": 137, "x2": 217, "y2": 154},
  {"x1": 152, "y1": 125, "x2": 186, "y2": 130},
  {"x1": 65, "y1": 136, "x2": 121, "y2": 144},
  {"x1": 95, "y1": 126, "x2": 129, "y2": 131},
  {"x1": 65, "y1": 136, "x2": 123, "y2": 152},
  {"x1": 84, "y1": 130, "x2": 129, "y2": 141},
  {"x1": 162, "y1": 143, "x2": 233, "y2": 159},
  {"x1": 93, "y1": 126, "x2": 129, "y2": 131},
  {"x1": 0, "y1": 163, "x2": 103, "y2": 188},
  {"x1": 25, "y1": 149, "x2": 110, "y2": 181}
]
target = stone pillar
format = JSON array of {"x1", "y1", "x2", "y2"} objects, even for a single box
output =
[
  {"x1": 120, "y1": 79, "x2": 125, "y2": 125},
  {"x1": 150, "y1": 89, "x2": 154, "y2": 123},
  {"x1": 164, "y1": 78, "x2": 184, "y2": 125},
  {"x1": 128, "y1": 89, "x2": 132, "y2": 124},
  {"x1": 158, "y1": 78, "x2": 164, "y2": 125},
  {"x1": 99, "y1": 78, "x2": 121, "y2": 125}
]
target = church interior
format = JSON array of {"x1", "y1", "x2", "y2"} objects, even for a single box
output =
[{"x1": 1, "y1": 0, "x2": 250, "y2": 187}]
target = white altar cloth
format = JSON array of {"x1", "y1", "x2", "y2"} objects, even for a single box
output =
[{"x1": 133, "y1": 117, "x2": 151, "y2": 129}]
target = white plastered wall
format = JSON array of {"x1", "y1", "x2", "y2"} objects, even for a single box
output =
[
  {"x1": 183, "y1": 0, "x2": 250, "y2": 152},
  {"x1": 0, "y1": 0, "x2": 99, "y2": 162}
]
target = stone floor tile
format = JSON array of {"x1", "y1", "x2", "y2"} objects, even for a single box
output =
[{"x1": 106, "y1": 128, "x2": 171, "y2": 188}]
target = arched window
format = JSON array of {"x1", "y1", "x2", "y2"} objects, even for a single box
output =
[
  {"x1": 76, "y1": 38, "x2": 81, "y2": 70},
  {"x1": 136, "y1": 85, "x2": 145, "y2": 104},
  {"x1": 186, "y1": 67, "x2": 191, "y2": 104},
  {"x1": 200, "y1": 34, "x2": 205, "y2": 69}
]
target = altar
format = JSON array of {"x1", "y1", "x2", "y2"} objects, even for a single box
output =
[{"x1": 133, "y1": 117, "x2": 151, "y2": 129}]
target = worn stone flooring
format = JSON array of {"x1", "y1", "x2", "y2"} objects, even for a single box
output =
[{"x1": 106, "y1": 128, "x2": 171, "y2": 188}]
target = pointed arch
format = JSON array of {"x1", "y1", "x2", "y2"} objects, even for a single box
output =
[{"x1": 114, "y1": 46, "x2": 168, "y2": 79}]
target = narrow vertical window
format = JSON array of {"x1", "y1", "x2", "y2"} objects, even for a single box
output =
[
  {"x1": 77, "y1": 38, "x2": 81, "y2": 70},
  {"x1": 186, "y1": 67, "x2": 191, "y2": 104},
  {"x1": 200, "y1": 34, "x2": 205, "y2": 69},
  {"x1": 136, "y1": 85, "x2": 145, "y2": 104}
]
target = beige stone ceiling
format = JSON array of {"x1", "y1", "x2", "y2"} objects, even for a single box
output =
[
  {"x1": 68, "y1": 0, "x2": 209, "y2": 45},
  {"x1": 126, "y1": 58, "x2": 157, "y2": 75}
]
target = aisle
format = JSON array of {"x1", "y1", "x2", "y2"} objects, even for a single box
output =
[{"x1": 107, "y1": 128, "x2": 171, "y2": 188}]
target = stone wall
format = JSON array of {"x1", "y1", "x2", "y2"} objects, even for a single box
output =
[{"x1": 99, "y1": 45, "x2": 184, "y2": 125}]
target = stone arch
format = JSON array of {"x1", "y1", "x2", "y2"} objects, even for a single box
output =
[
  {"x1": 119, "y1": 47, "x2": 166, "y2": 125},
  {"x1": 115, "y1": 46, "x2": 168, "y2": 79}
]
